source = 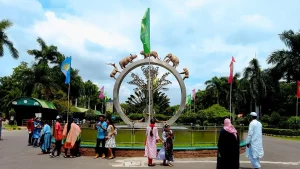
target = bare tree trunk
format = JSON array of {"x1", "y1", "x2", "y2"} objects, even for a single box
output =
[
  {"x1": 250, "y1": 99, "x2": 253, "y2": 112},
  {"x1": 255, "y1": 101, "x2": 259, "y2": 120}
]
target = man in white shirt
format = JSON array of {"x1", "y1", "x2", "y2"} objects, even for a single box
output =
[{"x1": 246, "y1": 112, "x2": 264, "y2": 169}]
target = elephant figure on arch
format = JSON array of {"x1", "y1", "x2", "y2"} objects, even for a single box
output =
[{"x1": 164, "y1": 53, "x2": 179, "y2": 68}]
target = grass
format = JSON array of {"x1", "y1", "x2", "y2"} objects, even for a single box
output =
[
  {"x1": 271, "y1": 135, "x2": 300, "y2": 141},
  {"x1": 80, "y1": 128, "x2": 245, "y2": 148},
  {"x1": 3, "y1": 124, "x2": 20, "y2": 129}
]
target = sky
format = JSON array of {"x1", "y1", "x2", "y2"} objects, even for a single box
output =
[{"x1": 1, "y1": 0, "x2": 300, "y2": 106}]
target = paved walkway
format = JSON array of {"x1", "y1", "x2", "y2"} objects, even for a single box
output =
[{"x1": 0, "y1": 130, "x2": 299, "y2": 169}]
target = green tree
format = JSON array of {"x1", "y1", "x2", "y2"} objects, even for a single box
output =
[
  {"x1": 0, "y1": 19, "x2": 19, "y2": 59},
  {"x1": 267, "y1": 30, "x2": 300, "y2": 82},
  {"x1": 27, "y1": 37, "x2": 61, "y2": 66},
  {"x1": 243, "y1": 58, "x2": 266, "y2": 118}
]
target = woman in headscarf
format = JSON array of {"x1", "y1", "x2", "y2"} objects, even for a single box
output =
[
  {"x1": 62, "y1": 117, "x2": 81, "y2": 158},
  {"x1": 144, "y1": 118, "x2": 164, "y2": 167},
  {"x1": 38, "y1": 120, "x2": 51, "y2": 154},
  {"x1": 162, "y1": 124, "x2": 174, "y2": 166},
  {"x1": 105, "y1": 118, "x2": 116, "y2": 159},
  {"x1": 216, "y1": 118, "x2": 240, "y2": 169}
]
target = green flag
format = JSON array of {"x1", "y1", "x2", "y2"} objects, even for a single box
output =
[
  {"x1": 140, "y1": 8, "x2": 150, "y2": 54},
  {"x1": 186, "y1": 94, "x2": 192, "y2": 106}
]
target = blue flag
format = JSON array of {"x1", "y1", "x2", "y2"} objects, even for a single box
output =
[{"x1": 61, "y1": 56, "x2": 71, "y2": 84}]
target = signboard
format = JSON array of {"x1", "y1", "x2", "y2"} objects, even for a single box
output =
[
  {"x1": 35, "y1": 113, "x2": 42, "y2": 118},
  {"x1": 105, "y1": 101, "x2": 113, "y2": 113}
]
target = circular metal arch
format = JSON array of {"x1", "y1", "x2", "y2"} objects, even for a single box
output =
[{"x1": 113, "y1": 58, "x2": 186, "y2": 126}]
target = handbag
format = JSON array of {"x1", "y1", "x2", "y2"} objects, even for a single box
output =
[{"x1": 156, "y1": 146, "x2": 166, "y2": 160}]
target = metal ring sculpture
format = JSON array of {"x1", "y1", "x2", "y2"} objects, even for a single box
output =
[{"x1": 113, "y1": 58, "x2": 186, "y2": 126}]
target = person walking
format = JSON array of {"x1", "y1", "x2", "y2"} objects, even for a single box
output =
[
  {"x1": 26, "y1": 116, "x2": 35, "y2": 145},
  {"x1": 246, "y1": 112, "x2": 264, "y2": 169},
  {"x1": 105, "y1": 118, "x2": 116, "y2": 159},
  {"x1": 216, "y1": 118, "x2": 240, "y2": 169},
  {"x1": 144, "y1": 118, "x2": 163, "y2": 167},
  {"x1": 94, "y1": 115, "x2": 107, "y2": 159},
  {"x1": 50, "y1": 116, "x2": 63, "y2": 158}
]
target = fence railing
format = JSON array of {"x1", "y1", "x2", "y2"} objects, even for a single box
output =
[{"x1": 79, "y1": 125, "x2": 246, "y2": 148}]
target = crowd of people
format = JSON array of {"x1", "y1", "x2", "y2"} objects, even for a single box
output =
[
  {"x1": 27, "y1": 115, "x2": 82, "y2": 157},
  {"x1": 24, "y1": 112, "x2": 264, "y2": 168},
  {"x1": 144, "y1": 112, "x2": 264, "y2": 169},
  {"x1": 26, "y1": 115, "x2": 117, "y2": 159}
]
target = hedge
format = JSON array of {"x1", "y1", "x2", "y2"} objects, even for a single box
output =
[{"x1": 262, "y1": 128, "x2": 300, "y2": 136}]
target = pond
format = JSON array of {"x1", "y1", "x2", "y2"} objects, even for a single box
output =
[{"x1": 80, "y1": 126, "x2": 245, "y2": 148}]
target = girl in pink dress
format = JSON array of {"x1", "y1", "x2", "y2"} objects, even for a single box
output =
[{"x1": 144, "y1": 119, "x2": 163, "y2": 167}]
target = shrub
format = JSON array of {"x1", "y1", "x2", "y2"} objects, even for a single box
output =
[
  {"x1": 128, "y1": 113, "x2": 144, "y2": 120},
  {"x1": 270, "y1": 112, "x2": 281, "y2": 126},
  {"x1": 154, "y1": 114, "x2": 170, "y2": 121},
  {"x1": 262, "y1": 128, "x2": 300, "y2": 136}
]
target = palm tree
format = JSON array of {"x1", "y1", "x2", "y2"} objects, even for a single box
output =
[
  {"x1": 0, "y1": 19, "x2": 19, "y2": 59},
  {"x1": 205, "y1": 76, "x2": 226, "y2": 104},
  {"x1": 126, "y1": 89, "x2": 170, "y2": 114},
  {"x1": 27, "y1": 37, "x2": 61, "y2": 66},
  {"x1": 243, "y1": 58, "x2": 267, "y2": 118},
  {"x1": 267, "y1": 30, "x2": 300, "y2": 82}
]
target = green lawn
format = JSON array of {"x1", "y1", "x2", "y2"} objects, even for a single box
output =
[
  {"x1": 80, "y1": 128, "x2": 245, "y2": 147},
  {"x1": 272, "y1": 135, "x2": 300, "y2": 141}
]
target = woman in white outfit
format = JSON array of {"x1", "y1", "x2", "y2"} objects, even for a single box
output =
[{"x1": 105, "y1": 118, "x2": 116, "y2": 159}]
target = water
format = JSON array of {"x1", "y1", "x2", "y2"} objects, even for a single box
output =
[{"x1": 80, "y1": 126, "x2": 245, "y2": 148}]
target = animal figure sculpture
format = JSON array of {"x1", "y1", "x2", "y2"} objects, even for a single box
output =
[
  {"x1": 164, "y1": 53, "x2": 179, "y2": 68},
  {"x1": 119, "y1": 54, "x2": 138, "y2": 69},
  {"x1": 180, "y1": 68, "x2": 189, "y2": 80},
  {"x1": 107, "y1": 63, "x2": 121, "y2": 80},
  {"x1": 140, "y1": 50, "x2": 159, "y2": 59}
]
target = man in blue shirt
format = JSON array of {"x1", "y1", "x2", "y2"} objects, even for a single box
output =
[{"x1": 94, "y1": 115, "x2": 107, "y2": 159}]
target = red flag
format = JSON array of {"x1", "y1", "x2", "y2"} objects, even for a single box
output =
[
  {"x1": 192, "y1": 89, "x2": 196, "y2": 100},
  {"x1": 297, "y1": 81, "x2": 300, "y2": 98},
  {"x1": 99, "y1": 86, "x2": 104, "y2": 99},
  {"x1": 228, "y1": 56, "x2": 235, "y2": 84}
]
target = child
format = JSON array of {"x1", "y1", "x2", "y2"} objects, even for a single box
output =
[{"x1": 162, "y1": 124, "x2": 174, "y2": 166}]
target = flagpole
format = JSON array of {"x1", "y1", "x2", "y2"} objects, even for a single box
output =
[
  {"x1": 67, "y1": 83, "x2": 70, "y2": 123},
  {"x1": 148, "y1": 55, "x2": 151, "y2": 123},
  {"x1": 229, "y1": 82, "x2": 232, "y2": 120}
]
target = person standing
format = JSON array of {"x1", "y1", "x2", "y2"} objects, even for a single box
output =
[
  {"x1": 62, "y1": 117, "x2": 81, "y2": 158},
  {"x1": 39, "y1": 121, "x2": 51, "y2": 154},
  {"x1": 0, "y1": 116, "x2": 5, "y2": 141},
  {"x1": 144, "y1": 118, "x2": 163, "y2": 167},
  {"x1": 246, "y1": 112, "x2": 264, "y2": 169},
  {"x1": 50, "y1": 116, "x2": 63, "y2": 158},
  {"x1": 217, "y1": 118, "x2": 240, "y2": 169},
  {"x1": 162, "y1": 124, "x2": 174, "y2": 167},
  {"x1": 94, "y1": 115, "x2": 107, "y2": 159},
  {"x1": 32, "y1": 118, "x2": 42, "y2": 147},
  {"x1": 26, "y1": 116, "x2": 35, "y2": 145},
  {"x1": 105, "y1": 119, "x2": 116, "y2": 159}
]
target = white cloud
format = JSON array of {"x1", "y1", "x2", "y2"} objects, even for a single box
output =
[
  {"x1": 1, "y1": 0, "x2": 300, "y2": 105},
  {"x1": 241, "y1": 14, "x2": 273, "y2": 29},
  {"x1": 32, "y1": 12, "x2": 134, "y2": 56}
]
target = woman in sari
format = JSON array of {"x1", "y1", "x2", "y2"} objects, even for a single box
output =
[
  {"x1": 39, "y1": 121, "x2": 51, "y2": 154},
  {"x1": 144, "y1": 118, "x2": 163, "y2": 167},
  {"x1": 217, "y1": 118, "x2": 240, "y2": 169},
  {"x1": 162, "y1": 124, "x2": 174, "y2": 166},
  {"x1": 105, "y1": 119, "x2": 116, "y2": 159},
  {"x1": 62, "y1": 117, "x2": 81, "y2": 158}
]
